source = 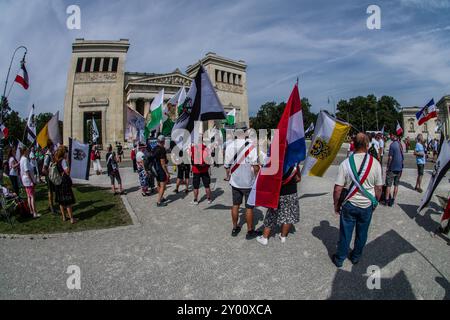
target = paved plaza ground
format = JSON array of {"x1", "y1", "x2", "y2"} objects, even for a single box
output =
[{"x1": 0, "y1": 151, "x2": 449, "y2": 300}]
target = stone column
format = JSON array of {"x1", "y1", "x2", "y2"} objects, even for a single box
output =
[
  {"x1": 144, "y1": 100, "x2": 151, "y2": 119},
  {"x1": 101, "y1": 109, "x2": 106, "y2": 147},
  {"x1": 128, "y1": 99, "x2": 137, "y2": 110}
]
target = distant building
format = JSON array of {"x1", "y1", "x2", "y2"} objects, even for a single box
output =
[
  {"x1": 63, "y1": 39, "x2": 249, "y2": 146},
  {"x1": 401, "y1": 106, "x2": 440, "y2": 140},
  {"x1": 401, "y1": 96, "x2": 450, "y2": 141}
]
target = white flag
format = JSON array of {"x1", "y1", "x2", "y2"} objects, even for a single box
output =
[
  {"x1": 69, "y1": 138, "x2": 92, "y2": 180},
  {"x1": 91, "y1": 118, "x2": 99, "y2": 143},
  {"x1": 26, "y1": 104, "x2": 36, "y2": 144}
]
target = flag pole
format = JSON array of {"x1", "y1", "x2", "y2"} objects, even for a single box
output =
[{"x1": 0, "y1": 46, "x2": 28, "y2": 185}]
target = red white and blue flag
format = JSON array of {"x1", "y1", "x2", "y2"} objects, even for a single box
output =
[
  {"x1": 416, "y1": 99, "x2": 437, "y2": 125},
  {"x1": 14, "y1": 61, "x2": 29, "y2": 90},
  {"x1": 247, "y1": 84, "x2": 306, "y2": 209},
  {"x1": 396, "y1": 121, "x2": 403, "y2": 136}
]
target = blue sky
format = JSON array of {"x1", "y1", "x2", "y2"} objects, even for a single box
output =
[{"x1": 1, "y1": 0, "x2": 450, "y2": 118}]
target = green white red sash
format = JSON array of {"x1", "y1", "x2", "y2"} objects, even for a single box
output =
[{"x1": 343, "y1": 154, "x2": 374, "y2": 203}]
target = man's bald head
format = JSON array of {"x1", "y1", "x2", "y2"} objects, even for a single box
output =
[{"x1": 354, "y1": 132, "x2": 369, "y2": 152}]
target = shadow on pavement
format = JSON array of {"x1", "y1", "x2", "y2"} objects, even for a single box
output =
[
  {"x1": 398, "y1": 203, "x2": 441, "y2": 233},
  {"x1": 124, "y1": 186, "x2": 141, "y2": 194},
  {"x1": 328, "y1": 229, "x2": 417, "y2": 299},
  {"x1": 312, "y1": 220, "x2": 339, "y2": 259},
  {"x1": 299, "y1": 192, "x2": 329, "y2": 200},
  {"x1": 435, "y1": 277, "x2": 450, "y2": 300},
  {"x1": 399, "y1": 181, "x2": 416, "y2": 191}
]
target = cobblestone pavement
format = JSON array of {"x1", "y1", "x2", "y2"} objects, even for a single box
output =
[{"x1": 0, "y1": 162, "x2": 449, "y2": 300}]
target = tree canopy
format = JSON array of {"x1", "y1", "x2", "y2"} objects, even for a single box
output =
[
  {"x1": 336, "y1": 94, "x2": 401, "y2": 134},
  {"x1": 250, "y1": 98, "x2": 317, "y2": 131}
]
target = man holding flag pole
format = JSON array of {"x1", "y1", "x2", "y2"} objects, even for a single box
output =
[{"x1": 247, "y1": 82, "x2": 307, "y2": 246}]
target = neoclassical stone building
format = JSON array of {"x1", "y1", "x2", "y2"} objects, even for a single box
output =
[
  {"x1": 63, "y1": 39, "x2": 249, "y2": 146},
  {"x1": 401, "y1": 96, "x2": 450, "y2": 141}
]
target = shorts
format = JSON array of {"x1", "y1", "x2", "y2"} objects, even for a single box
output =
[
  {"x1": 25, "y1": 185, "x2": 35, "y2": 197},
  {"x1": 109, "y1": 171, "x2": 122, "y2": 185},
  {"x1": 417, "y1": 164, "x2": 425, "y2": 176},
  {"x1": 177, "y1": 164, "x2": 191, "y2": 180},
  {"x1": 156, "y1": 167, "x2": 168, "y2": 183},
  {"x1": 386, "y1": 170, "x2": 402, "y2": 187},
  {"x1": 232, "y1": 187, "x2": 254, "y2": 209},
  {"x1": 193, "y1": 172, "x2": 210, "y2": 189}
]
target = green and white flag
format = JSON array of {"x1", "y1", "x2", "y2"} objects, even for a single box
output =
[
  {"x1": 169, "y1": 86, "x2": 187, "y2": 116},
  {"x1": 226, "y1": 108, "x2": 236, "y2": 125},
  {"x1": 145, "y1": 89, "x2": 164, "y2": 138}
]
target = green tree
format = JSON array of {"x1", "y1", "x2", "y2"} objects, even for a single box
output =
[
  {"x1": 336, "y1": 95, "x2": 401, "y2": 134},
  {"x1": 250, "y1": 98, "x2": 317, "y2": 130},
  {"x1": 35, "y1": 112, "x2": 53, "y2": 134},
  {"x1": 4, "y1": 110, "x2": 26, "y2": 142}
]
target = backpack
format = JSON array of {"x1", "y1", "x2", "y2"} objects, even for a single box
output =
[
  {"x1": 368, "y1": 143, "x2": 378, "y2": 159},
  {"x1": 48, "y1": 162, "x2": 63, "y2": 186}
]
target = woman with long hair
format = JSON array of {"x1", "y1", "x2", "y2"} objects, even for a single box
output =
[
  {"x1": 19, "y1": 146, "x2": 40, "y2": 218},
  {"x1": 7, "y1": 147, "x2": 20, "y2": 195},
  {"x1": 54, "y1": 146, "x2": 77, "y2": 224}
]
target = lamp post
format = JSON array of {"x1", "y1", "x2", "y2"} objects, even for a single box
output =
[{"x1": 0, "y1": 46, "x2": 28, "y2": 184}]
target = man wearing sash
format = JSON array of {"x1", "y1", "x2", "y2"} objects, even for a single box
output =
[
  {"x1": 225, "y1": 136, "x2": 260, "y2": 239},
  {"x1": 332, "y1": 133, "x2": 383, "y2": 267}
]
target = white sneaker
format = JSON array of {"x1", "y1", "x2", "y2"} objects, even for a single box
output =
[
  {"x1": 191, "y1": 200, "x2": 199, "y2": 205},
  {"x1": 256, "y1": 236, "x2": 268, "y2": 246},
  {"x1": 278, "y1": 234, "x2": 286, "y2": 243},
  {"x1": 207, "y1": 199, "x2": 213, "y2": 204}
]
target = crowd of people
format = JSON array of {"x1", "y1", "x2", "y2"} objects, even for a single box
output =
[
  {"x1": 1, "y1": 128, "x2": 445, "y2": 267},
  {"x1": 2, "y1": 142, "x2": 77, "y2": 224}
]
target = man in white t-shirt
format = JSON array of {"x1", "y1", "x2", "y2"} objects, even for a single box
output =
[
  {"x1": 332, "y1": 133, "x2": 383, "y2": 267},
  {"x1": 225, "y1": 137, "x2": 260, "y2": 240},
  {"x1": 376, "y1": 134, "x2": 385, "y2": 165},
  {"x1": 369, "y1": 132, "x2": 380, "y2": 161}
]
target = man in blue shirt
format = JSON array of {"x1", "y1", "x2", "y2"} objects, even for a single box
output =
[
  {"x1": 385, "y1": 134, "x2": 404, "y2": 206},
  {"x1": 414, "y1": 134, "x2": 426, "y2": 193}
]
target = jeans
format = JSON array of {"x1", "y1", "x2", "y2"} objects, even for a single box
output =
[{"x1": 335, "y1": 202, "x2": 373, "y2": 264}]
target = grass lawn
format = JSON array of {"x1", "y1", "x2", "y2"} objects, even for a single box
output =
[{"x1": 0, "y1": 182, "x2": 132, "y2": 235}]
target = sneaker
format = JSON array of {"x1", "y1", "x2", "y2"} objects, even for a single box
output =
[
  {"x1": 331, "y1": 254, "x2": 343, "y2": 268},
  {"x1": 33, "y1": 213, "x2": 41, "y2": 219},
  {"x1": 156, "y1": 202, "x2": 167, "y2": 207},
  {"x1": 174, "y1": 189, "x2": 179, "y2": 194},
  {"x1": 278, "y1": 234, "x2": 287, "y2": 243},
  {"x1": 256, "y1": 236, "x2": 268, "y2": 246},
  {"x1": 388, "y1": 198, "x2": 395, "y2": 207},
  {"x1": 207, "y1": 198, "x2": 213, "y2": 204},
  {"x1": 245, "y1": 229, "x2": 261, "y2": 240},
  {"x1": 161, "y1": 197, "x2": 168, "y2": 203},
  {"x1": 191, "y1": 199, "x2": 199, "y2": 205},
  {"x1": 231, "y1": 226, "x2": 241, "y2": 237}
]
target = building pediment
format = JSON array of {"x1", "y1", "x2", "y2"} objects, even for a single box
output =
[{"x1": 128, "y1": 73, "x2": 192, "y2": 87}]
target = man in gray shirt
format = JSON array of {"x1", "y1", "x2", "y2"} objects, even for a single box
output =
[{"x1": 385, "y1": 134, "x2": 404, "y2": 206}]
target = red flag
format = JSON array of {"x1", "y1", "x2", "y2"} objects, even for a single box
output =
[
  {"x1": 14, "y1": 61, "x2": 29, "y2": 90},
  {"x1": 396, "y1": 121, "x2": 403, "y2": 136},
  {"x1": 0, "y1": 124, "x2": 8, "y2": 139}
]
